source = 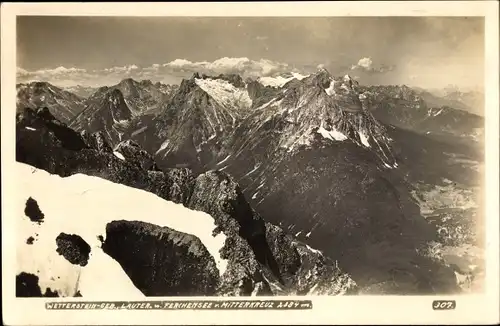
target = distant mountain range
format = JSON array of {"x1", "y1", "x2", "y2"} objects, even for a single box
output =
[
  {"x1": 63, "y1": 85, "x2": 97, "y2": 98},
  {"x1": 412, "y1": 86, "x2": 484, "y2": 117},
  {"x1": 16, "y1": 79, "x2": 179, "y2": 126},
  {"x1": 16, "y1": 82, "x2": 86, "y2": 124},
  {"x1": 15, "y1": 69, "x2": 485, "y2": 296}
]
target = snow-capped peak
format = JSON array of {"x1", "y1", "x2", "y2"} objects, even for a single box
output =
[
  {"x1": 344, "y1": 74, "x2": 353, "y2": 82},
  {"x1": 258, "y1": 72, "x2": 309, "y2": 88},
  {"x1": 237, "y1": 70, "x2": 397, "y2": 167},
  {"x1": 194, "y1": 77, "x2": 252, "y2": 110}
]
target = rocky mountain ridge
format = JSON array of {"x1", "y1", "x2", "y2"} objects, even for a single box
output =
[
  {"x1": 16, "y1": 82, "x2": 86, "y2": 124},
  {"x1": 16, "y1": 107, "x2": 357, "y2": 297},
  {"x1": 15, "y1": 68, "x2": 484, "y2": 295}
]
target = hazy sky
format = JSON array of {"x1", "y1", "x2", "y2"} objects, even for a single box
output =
[{"x1": 17, "y1": 16, "x2": 484, "y2": 89}]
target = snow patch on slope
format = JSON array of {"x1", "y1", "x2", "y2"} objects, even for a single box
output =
[
  {"x1": 241, "y1": 164, "x2": 261, "y2": 178},
  {"x1": 258, "y1": 72, "x2": 309, "y2": 88},
  {"x1": 255, "y1": 98, "x2": 278, "y2": 110},
  {"x1": 131, "y1": 126, "x2": 148, "y2": 137},
  {"x1": 434, "y1": 108, "x2": 444, "y2": 116},
  {"x1": 216, "y1": 154, "x2": 231, "y2": 166},
  {"x1": 317, "y1": 126, "x2": 348, "y2": 141},
  {"x1": 16, "y1": 162, "x2": 228, "y2": 297},
  {"x1": 155, "y1": 140, "x2": 170, "y2": 155},
  {"x1": 113, "y1": 151, "x2": 126, "y2": 161},
  {"x1": 78, "y1": 247, "x2": 143, "y2": 299},
  {"x1": 195, "y1": 78, "x2": 252, "y2": 110},
  {"x1": 358, "y1": 131, "x2": 371, "y2": 147},
  {"x1": 325, "y1": 79, "x2": 336, "y2": 96},
  {"x1": 306, "y1": 244, "x2": 323, "y2": 256}
]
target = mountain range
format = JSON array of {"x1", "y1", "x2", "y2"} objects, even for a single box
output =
[
  {"x1": 412, "y1": 86, "x2": 485, "y2": 117},
  {"x1": 15, "y1": 69, "x2": 485, "y2": 296},
  {"x1": 16, "y1": 82, "x2": 86, "y2": 124}
]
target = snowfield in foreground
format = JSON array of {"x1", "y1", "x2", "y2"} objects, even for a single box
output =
[{"x1": 16, "y1": 162, "x2": 228, "y2": 298}]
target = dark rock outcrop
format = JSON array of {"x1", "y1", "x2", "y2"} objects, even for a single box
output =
[
  {"x1": 16, "y1": 272, "x2": 43, "y2": 297},
  {"x1": 114, "y1": 139, "x2": 160, "y2": 171},
  {"x1": 188, "y1": 170, "x2": 355, "y2": 295},
  {"x1": 16, "y1": 272, "x2": 60, "y2": 297},
  {"x1": 213, "y1": 73, "x2": 246, "y2": 88},
  {"x1": 80, "y1": 130, "x2": 113, "y2": 153},
  {"x1": 246, "y1": 80, "x2": 281, "y2": 108},
  {"x1": 102, "y1": 220, "x2": 220, "y2": 296},
  {"x1": 24, "y1": 197, "x2": 44, "y2": 224},
  {"x1": 147, "y1": 168, "x2": 194, "y2": 205},
  {"x1": 55, "y1": 233, "x2": 92, "y2": 267}
]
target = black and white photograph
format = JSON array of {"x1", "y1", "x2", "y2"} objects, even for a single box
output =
[{"x1": 2, "y1": 2, "x2": 499, "y2": 325}]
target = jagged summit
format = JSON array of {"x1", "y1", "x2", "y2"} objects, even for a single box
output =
[
  {"x1": 69, "y1": 88, "x2": 132, "y2": 145},
  {"x1": 119, "y1": 77, "x2": 136, "y2": 84},
  {"x1": 152, "y1": 73, "x2": 254, "y2": 170},
  {"x1": 16, "y1": 81, "x2": 86, "y2": 124},
  {"x1": 92, "y1": 85, "x2": 111, "y2": 97},
  {"x1": 105, "y1": 89, "x2": 131, "y2": 119},
  {"x1": 187, "y1": 72, "x2": 246, "y2": 88},
  {"x1": 148, "y1": 70, "x2": 397, "y2": 171},
  {"x1": 89, "y1": 77, "x2": 177, "y2": 115},
  {"x1": 171, "y1": 72, "x2": 253, "y2": 114},
  {"x1": 223, "y1": 69, "x2": 397, "y2": 168},
  {"x1": 116, "y1": 78, "x2": 157, "y2": 88},
  {"x1": 30, "y1": 81, "x2": 52, "y2": 89},
  {"x1": 309, "y1": 67, "x2": 332, "y2": 86},
  {"x1": 139, "y1": 79, "x2": 154, "y2": 86}
]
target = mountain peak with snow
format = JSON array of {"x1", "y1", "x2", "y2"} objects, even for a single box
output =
[
  {"x1": 257, "y1": 72, "x2": 310, "y2": 88},
  {"x1": 226, "y1": 70, "x2": 397, "y2": 167}
]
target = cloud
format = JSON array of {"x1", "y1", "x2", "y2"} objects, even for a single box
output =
[
  {"x1": 161, "y1": 57, "x2": 292, "y2": 78},
  {"x1": 16, "y1": 66, "x2": 96, "y2": 87},
  {"x1": 355, "y1": 57, "x2": 373, "y2": 70},
  {"x1": 102, "y1": 65, "x2": 139, "y2": 74},
  {"x1": 16, "y1": 67, "x2": 30, "y2": 78},
  {"x1": 18, "y1": 66, "x2": 87, "y2": 77},
  {"x1": 350, "y1": 57, "x2": 395, "y2": 74},
  {"x1": 16, "y1": 57, "x2": 300, "y2": 87}
]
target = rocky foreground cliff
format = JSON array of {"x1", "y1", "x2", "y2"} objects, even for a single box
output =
[{"x1": 16, "y1": 107, "x2": 357, "y2": 297}]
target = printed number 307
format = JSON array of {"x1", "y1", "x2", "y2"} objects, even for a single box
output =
[{"x1": 432, "y1": 300, "x2": 456, "y2": 310}]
